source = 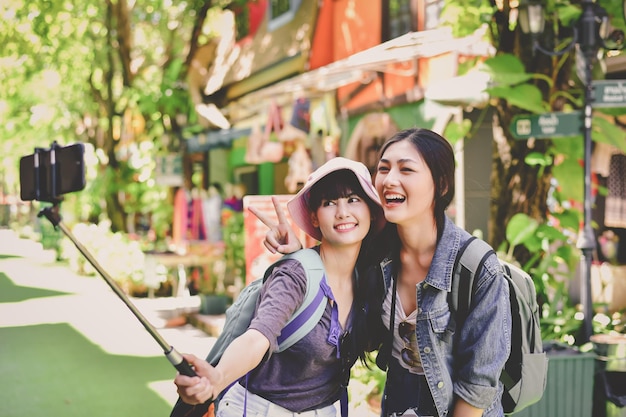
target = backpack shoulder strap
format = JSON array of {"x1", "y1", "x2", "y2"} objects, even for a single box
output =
[
  {"x1": 451, "y1": 237, "x2": 496, "y2": 321},
  {"x1": 205, "y1": 278, "x2": 264, "y2": 367},
  {"x1": 263, "y1": 248, "x2": 349, "y2": 417},
  {"x1": 264, "y1": 248, "x2": 328, "y2": 352}
]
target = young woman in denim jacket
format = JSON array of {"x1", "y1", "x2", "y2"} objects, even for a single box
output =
[{"x1": 255, "y1": 128, "x2": 512, "y2": 417}]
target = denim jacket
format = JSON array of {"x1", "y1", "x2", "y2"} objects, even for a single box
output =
[{"x1": 378, "y1": 216, "x2": 511, "y2": 417}]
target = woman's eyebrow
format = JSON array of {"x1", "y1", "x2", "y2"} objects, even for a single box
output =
[{"x1": 379, "y1": 157, "x2": 418, "y2": 164}]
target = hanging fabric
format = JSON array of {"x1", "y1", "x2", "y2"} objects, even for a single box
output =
[
  {"x1": 605, "y1": 153, "x2": 626, "y2": 228},
  {"x1": 277, "y1": 97, "x2": 310, "y2": 142},
  {"x1": 309, "y1": 94, "x2": 341, "y2": 168},
  {"x1": 285, "y1": 139, "x2": 313, "y2": 193},
  {"x1": 172, "y1": 187, "x2": 189, "y2": 250},
  {"x1": 188, "y1": 188, "x2": 207, "y2": 241},
  {"x1": 244, "y1": 101, "x2": 285, "y2": 164}
]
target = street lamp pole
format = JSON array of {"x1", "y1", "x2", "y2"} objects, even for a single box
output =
[
  {"x1": 578, "y1": 0, "x2": 599, "y2": 343},
  {"x1": 518, "y1": 0, "x2": 625, "y2": 343}
]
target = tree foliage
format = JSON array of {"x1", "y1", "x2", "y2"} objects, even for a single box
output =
[
  {"x1": 443, "y1": 0, "x2": 626, "y2": 258},
  {"x1": 0, "y1": 0, "x2": 244, "y2": 234},
  {"x1": 2, "y1": 0, "x2": 625, "y2": 251}
]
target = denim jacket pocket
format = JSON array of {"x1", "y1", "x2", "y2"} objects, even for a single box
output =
[{"x1": 426, "y1": 306, "x2": 454, "y2": 344}]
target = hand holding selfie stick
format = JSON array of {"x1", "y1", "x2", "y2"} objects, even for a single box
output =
[
  {"x1": 23, "y1": 143, "x2": 195, "y2": 376},
  {"x1": 38, "y1": 203, "x2": 197, "y2": 377},
  {"x1": 20, "y1": 141, "x2": 196, "y2": 376}
]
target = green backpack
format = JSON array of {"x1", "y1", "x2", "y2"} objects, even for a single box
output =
[
  {"x1": 451, "y1": 236, "x2": 548, "y2": 414},
  {"x1": 376, "y1": 236, "x2": 548, "y2": 415},
  {"x1": 170, "y1": 248, "x2": 327, "y2": 417}
]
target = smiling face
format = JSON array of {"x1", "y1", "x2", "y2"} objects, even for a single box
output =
[
  {"x1": 374, "y1": 139, "x2": 436, "y2": 227},
  {"x1": 310, "y1": 192, "x2": 372, "y2": 247},
  {"x1": 305, "y1": 170, "x2": 377, "y2": 247}
]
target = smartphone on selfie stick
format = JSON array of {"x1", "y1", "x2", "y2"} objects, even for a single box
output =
[{"x1": 19, "y1": 141, "x2": 196, "y2": 377}]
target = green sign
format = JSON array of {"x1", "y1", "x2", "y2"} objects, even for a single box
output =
[
  {"x1": 186, "y1": 127, "x2": 252, "y2": 153},
  {"x1": 510, "y1": 111, "x2": 582, "y2": 140},
  {"x1": 155, "y1": 154, "x2": 183, "y2": 186},
  {"x1": 592, "y1": 79, "x2": 626, "y2": 108}
]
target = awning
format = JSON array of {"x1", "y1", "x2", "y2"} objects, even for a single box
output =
[
  {"x1": 225, "y1": 26, "x2": 494, "y2": 112},
  {"x1": 424, "y1": 67, "x2": 492, "y2": 107}
]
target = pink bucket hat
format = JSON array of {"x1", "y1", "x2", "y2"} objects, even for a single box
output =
[{"x1": 287, "y1": 157, "x2": 386, "y2": 241}]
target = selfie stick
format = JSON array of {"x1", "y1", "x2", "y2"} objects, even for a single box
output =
[{"x1": 38, "y1": 203, "x2": 196, "y2": 377}]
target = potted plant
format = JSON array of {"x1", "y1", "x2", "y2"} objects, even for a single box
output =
[
  {"x1": 222, "y1": 208, "x2": 246, "y2": 294},
  {"x1": 61, "y1": 221, "x2": 152, "y2": 295},
  {"x1": 193, "y1": 255, "x2": 228, "y2": 315},
  {"x1": 497, "y1": 212, "x2": 583, "y2": 342},
  {"x1": 195, "y1": 209, "x2": 245, "y2": 315}
]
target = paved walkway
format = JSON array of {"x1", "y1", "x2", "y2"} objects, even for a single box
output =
[
  {"x1": 0, "y1": 228, "x2": 215, "y2": 407},
  {"x1": 0, "y1": 228, "x2": 378, "y2": 416}
]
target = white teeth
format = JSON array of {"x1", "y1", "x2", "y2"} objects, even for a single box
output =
[
  {"x1": 385, "y1": 193, "x2": 405, "y2": 200},
  {"x1": 336, "y1": 224, "x2": 355, "y2": 230}
]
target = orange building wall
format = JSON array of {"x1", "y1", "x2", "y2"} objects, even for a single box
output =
[
  {"x1": 234, "y1": 0, "x2": 458, "y2": 112},
  {"x1": 331, "y1": 0, "x2": 382, "y2": 59},
  {"x1": 308, "y1": 0, "x2": 335, "y2": 70},
  {"x1": 328, "y1": 0, "x2": 420, "y2": 111}
]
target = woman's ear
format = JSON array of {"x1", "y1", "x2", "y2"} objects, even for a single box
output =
[
  {"x1": 439, "y1": 178, "x2": 449, "y2": 197},
  {"x1": 310, "y1": 211, "x2": 319, "y2": 228}
]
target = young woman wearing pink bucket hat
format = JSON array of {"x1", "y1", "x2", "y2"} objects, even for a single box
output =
[{"x1": 174, "y1": 157, "x2": 385, "y2": 417}]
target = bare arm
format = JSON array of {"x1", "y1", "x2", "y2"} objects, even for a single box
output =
[
  {"x1": 174, "y1": 329, "x2": 270, "y2": 404},
  {"x1": 248, "y1": 195, "x2": 302, "y2": 254}
]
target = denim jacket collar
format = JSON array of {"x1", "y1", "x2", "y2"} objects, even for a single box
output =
[{"x1": 423, "y1": 215, "x2": 462, "y2": 292}]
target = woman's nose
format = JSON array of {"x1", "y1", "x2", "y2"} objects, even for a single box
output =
[
  {"x1": 382, "y1": 168, "x2": 399, "y2": 186},
  {"x1": 335, "y1": 200, "x2": 349, "y2": 217}
]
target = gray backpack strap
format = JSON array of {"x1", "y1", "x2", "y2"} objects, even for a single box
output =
[
  {"x1": 451, "y1": 237, "x2": 495, "y2": 322},
  {"x1": 274, "y1": 248, "x2": 327, "y2": 352}
]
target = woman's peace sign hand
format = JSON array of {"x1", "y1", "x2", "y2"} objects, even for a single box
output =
[{"x1": 248, "y1": 196, "x2": 303, "y2": 254}]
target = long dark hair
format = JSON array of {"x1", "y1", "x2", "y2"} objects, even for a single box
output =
[
  {"x1": 362, "y1": 128, "x2": 457, "y2": 357},
  {"x1": 308, "y1": 169, "x2": 381, "y2": 367}
]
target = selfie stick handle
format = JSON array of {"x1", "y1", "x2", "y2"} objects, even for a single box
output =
[{"x1": 39, "y1": 204, "x2": 197, "y2": 377}]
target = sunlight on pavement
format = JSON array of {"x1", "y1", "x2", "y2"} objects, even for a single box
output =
[
  {"x1": 0, "y1": 229, "x2": 380, "y2": 414},
  {"x1": 0, "y1": 229, "x2": 214, "y2": 406}
]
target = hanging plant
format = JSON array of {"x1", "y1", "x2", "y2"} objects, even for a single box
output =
[{"x1": 222, "y1": 209, "x2": 245, "y2": 289}]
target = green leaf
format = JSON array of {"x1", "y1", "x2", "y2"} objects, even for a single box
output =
[
  {"x1": 525, "y1": 152, "x2": 553, "y2": 166},
  {"x1": 482, "y1": 54, "x2": 532, "y2": 86},
  {"x1": 550, "y1": 135, "x2": 583, "y2": 204},
  {"x1": 551, "y1": 136, "x2": 583, "y2": 158},
  {"x1": 164, "y1": 58, "x2": 184, "y2": 84},
  {"x1": 506, "y1": 213, "x2": 539, "y2": 247},
  {"x1": 555, "y1": 244, "x2": 576, "y2": 267},
  {"x1": 443, "y1": 118, "x2": 472, "y2": 144},
  {"x1": 522, "y1": 233, "x2": 544, "y2": 253},
  {"x1": 552, "y1": 155, "x2": 584, "y2": 203},
  {"x1": 555, "y1": 3, "x2": 582, "y2": 27},
  {"x1": 593, "y1": 107, "x2": 626, "y2": 116},
  {"x1": 592, "y1": 116, "x2": 626, "y2": 153},
  {"x1": 550, "y1": 209, "x2": 581, "y2": 232},
  {"x1": 536, "y1": 223, "x2": 567, "y2": 241},
  {"x1": 487, "y1": 84, "x2": 547, "y2": 113}
]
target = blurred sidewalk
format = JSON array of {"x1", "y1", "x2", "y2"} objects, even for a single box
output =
[
  {"x1": 0, "y1": 228, "x2": 378, "y2": 416},
  {"x1": 0, "y1": 228, "x2": 215, "y2": 407}
]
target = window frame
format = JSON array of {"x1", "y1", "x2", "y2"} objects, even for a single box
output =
[{"x1": 267, "y1": 0, "x2": 302, "y2": 32}]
